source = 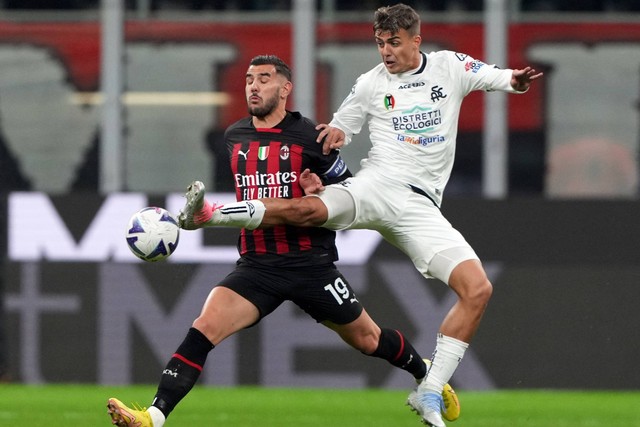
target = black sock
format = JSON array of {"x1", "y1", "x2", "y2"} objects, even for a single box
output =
[
  {"x1": 152, "y1": 327, "x2": 214, "y2": 418},
  {"x1": 370, "y1": 328, "x2": 426, "y2": 380}
]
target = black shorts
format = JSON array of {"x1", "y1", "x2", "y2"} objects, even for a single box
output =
[{"x1": 218, "y1": 260, "x2": 363, "y2": 325}]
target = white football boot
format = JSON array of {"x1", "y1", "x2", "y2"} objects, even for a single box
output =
[{"x1": 178, "y1": 180, "x2": 214, "y2": 230}]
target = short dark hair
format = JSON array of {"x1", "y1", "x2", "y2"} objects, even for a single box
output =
[
  {"x1": 249, "y1": 55, "x2": 292, "y2": 82},
  {"x1": 373, "y1": 3, "x2": 421, "y2": 36}
]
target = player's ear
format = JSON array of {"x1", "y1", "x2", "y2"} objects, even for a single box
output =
[{"x1": 281, "y1": 80, "x2": 293, "y2": 98}]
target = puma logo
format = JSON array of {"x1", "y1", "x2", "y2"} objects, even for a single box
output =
[{"x1": 238, "y1": 149, "x2": 250, "y2": 160}]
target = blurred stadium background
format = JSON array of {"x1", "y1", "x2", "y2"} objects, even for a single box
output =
[{"x1": 1, "y1": 0, "x2": 639, "y2": 395}]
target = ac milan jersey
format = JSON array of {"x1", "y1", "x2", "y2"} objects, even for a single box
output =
[{"x1": 224, "y1": 111, "x2": 350, "y2": 267}]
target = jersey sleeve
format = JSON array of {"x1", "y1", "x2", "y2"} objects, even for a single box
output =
[
  {"x1": 297, "y1": 115, "x2": 352, "y2": 185},
  {"x1": 450, "y1": 51, "x2": 518, "y2": 95},
  {"x1": 319, "y1": 152, "x2": 351, "y2": 185},
  {"x1": 306, "y1": 146, "x2": 351, "y2": 185},
  {"x1": 328, "y1": 71, "x2": 375, "y2": 146}
]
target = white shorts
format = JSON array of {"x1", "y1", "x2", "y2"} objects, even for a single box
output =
[{"x1": 317, "y1": 174, "x2": 478, "y2": 284}]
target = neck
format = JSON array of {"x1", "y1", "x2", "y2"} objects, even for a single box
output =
[
  {"x1": 252, "y1": 109, "x2": 287, "y2": 128},
  {"x1": 410, "y1": 52, "x2": 423, "y2": 69}
]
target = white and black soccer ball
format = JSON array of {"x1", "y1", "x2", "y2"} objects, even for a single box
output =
[{"x1": 125, "y1": 207, "x2": 180, "y2": 262}]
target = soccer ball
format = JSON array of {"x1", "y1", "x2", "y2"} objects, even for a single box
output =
[{"x1": 125, "y1": 207, "x2": 180, "y2": 262}]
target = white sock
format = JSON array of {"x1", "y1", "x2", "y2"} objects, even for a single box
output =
[
  {"x1": 147, "y1": 406, "x2": 166, "y2": 427},
  {"x1": 210, "y1": 200, "x2": 266, "y2": 230},
  {"x1": 423, "y1": 333, "x2": 468, "y2": 393}
]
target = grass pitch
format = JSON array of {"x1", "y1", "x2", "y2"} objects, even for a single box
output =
[{"x1": 1, "y1": 384, "x2": 638, "y2": 426}]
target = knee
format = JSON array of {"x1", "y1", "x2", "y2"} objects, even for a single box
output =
[
  {"x1": 466, "y1": 277, "x2": 493, "y2": 307},
  {"x1": 478, "y1": 278, "x2": 493, "y2": 303},
  {"x1": 450, "y1": 261, "x2": 493, "y2": 307},
  {"x1": 192, "y1": 317, "x2": 218, "y2": 343}
]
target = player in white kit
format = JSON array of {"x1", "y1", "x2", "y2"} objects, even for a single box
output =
[{"x1": 179, "y1": 4, "x2": 543, "y2": 426}]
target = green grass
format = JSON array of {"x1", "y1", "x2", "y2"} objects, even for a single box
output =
[{"x1": 0, "y1": 384, "x2": 638, "y2": 426}]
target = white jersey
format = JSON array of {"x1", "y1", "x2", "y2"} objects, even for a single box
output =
[{"x1": 330, "y1": 50, "x2": 522, "y2": 207}]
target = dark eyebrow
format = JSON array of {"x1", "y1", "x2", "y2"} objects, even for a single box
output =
[
  {"x1": 376, "y1": 35, "x2": 401, "y2": 42},
  {"x1": 246, "y1": 71, "x2": 273, "y2": 78}
]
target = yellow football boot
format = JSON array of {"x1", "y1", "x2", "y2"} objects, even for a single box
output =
[
  {"x1": 107, "y1": 398, "x2": 153, "y2": 427},
  {"x1": 441, "y1": 382, "x2": 460, "y2": 421}
]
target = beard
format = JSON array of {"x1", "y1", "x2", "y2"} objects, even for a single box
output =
[{"x1": 247, "y1": 92, "x2": 279, "y2": 119}]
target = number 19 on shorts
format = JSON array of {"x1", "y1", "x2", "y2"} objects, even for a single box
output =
[{"x1": 324, "y1": 278, "x2": 357, "y2": 305}]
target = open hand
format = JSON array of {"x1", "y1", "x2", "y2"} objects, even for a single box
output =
[
  {"x1": 300, "y1": 168, "x2": 324, "y2": 195},
  {"x1": 316, "y1": 124, "x2": 346, "y2": 155},
  {"x1": 511, "y1": 66, "x2": 543, "y2": 92}
]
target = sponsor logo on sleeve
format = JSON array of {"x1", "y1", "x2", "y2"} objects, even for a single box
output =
[{"x1": 465, "y1": 60, "x2": 486, "y2": 73}]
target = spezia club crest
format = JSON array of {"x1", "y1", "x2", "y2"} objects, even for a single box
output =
[{"x1": 384, "y1": 93, "x2": 395, "y2": 110}]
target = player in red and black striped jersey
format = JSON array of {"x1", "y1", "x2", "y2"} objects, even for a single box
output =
[
  {"x1": 108, "y1": 55, "x2": 440, "y2": 427},
  {"x1": 226, "y1": 110, "x2": 348, "y2": 268}
]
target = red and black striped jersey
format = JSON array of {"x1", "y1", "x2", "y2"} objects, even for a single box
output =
[{"x1": 224, "y1": 111, "x2": 351, "y2": 267}]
